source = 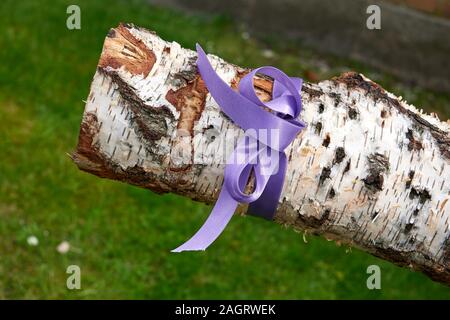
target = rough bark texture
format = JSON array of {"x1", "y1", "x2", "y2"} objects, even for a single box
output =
[{"x1": 72, "y1": 23, "x2": 450, "y2": 286}]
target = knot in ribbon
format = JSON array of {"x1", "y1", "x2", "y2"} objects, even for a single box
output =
[{"x1": 172, "y1": 44, "x2": 305, "y2": 252}]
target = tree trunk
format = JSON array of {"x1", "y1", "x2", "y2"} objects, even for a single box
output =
[{"x1": 72, "y1": 23, "x2": 450, "y2": 285}]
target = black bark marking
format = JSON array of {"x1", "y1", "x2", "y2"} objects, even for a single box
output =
[
  {"x1": 348, "y1": 108, "x2": 358, "y2": 120},
  {"x1": 371, "y1": 210, "x2": 379, "y2": 220},
  {"x1": 406, "y1": 170, "x2": 415, "y2": 189},
  {"x1": 343, "y1": 160, "x2": 351, "y2": 174},
  {"x1": 362, "y1": 153, "x2": 390, "y2": 192},
  {"x1": 302, "y1": 86, "x2": 323, "y2": 98},
  {"x1": 328, "y1": 187, "x2": 336, "y2": 199},
  {"x1": 319, "y1": 167, "x2": 331, "y2": 185},
  {"x1": 328, "y1": 92, "x2": 341, "y2": 107},
  {"x1": 204, "y1": 125, "x2": 219, "y2": 143},
  {"x1": 409, "y1": 187, "x2": 431, "y2": 204},
  {"x1": 406, "y1": 129, "x2": 423, "y2": 152},
  {"x1": 318, "y1": 103, "x2": 325, "y2": 113},
  {"x1": 322, "y1": 134, "x2": 331, "y2": 147},
  {"x1": 404, "y1": 221, "x2": 415, "y2": 233},
  {"x1": 315, "y1": 122, "x2": 323, "y2": 135},
  {"x1": 333, "y1": 147, "x2": 346, "y2": 164}
]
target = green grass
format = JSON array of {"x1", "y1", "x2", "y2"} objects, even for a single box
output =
[{"x1": 0, "y1": 0, "x2": 449, "y2": 299}]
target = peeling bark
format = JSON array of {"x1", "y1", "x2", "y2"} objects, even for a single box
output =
[{"x1": 72, "y1": 24, "x2": 450, "y2": 286}]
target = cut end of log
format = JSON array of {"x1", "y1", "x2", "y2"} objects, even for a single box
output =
[{"x1": 99, "y1": 23, "x2": 156, "y2": 78}]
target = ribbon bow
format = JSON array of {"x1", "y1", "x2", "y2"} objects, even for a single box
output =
[{"x1": 172, "y1": 44, "x2": 305, "y2": 252}]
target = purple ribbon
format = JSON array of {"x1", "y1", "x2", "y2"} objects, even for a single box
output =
[{"x1": 172, "y1": 44, "x2": 305, "y2": 252}]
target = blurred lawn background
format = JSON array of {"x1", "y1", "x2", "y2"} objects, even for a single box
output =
[{"x1": 0, "y1": 0, "x2": 449, "y2": 299}]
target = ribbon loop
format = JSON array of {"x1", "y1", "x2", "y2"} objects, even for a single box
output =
[
  {"x1": 239, "y1": 67, "x2": 303, "y2": 120},
  {"x1": 224, "y1": 139, "x2": 270, "y2": 204},
  {"x1": 171, "y1": 44, "x2": 305, "y2": 252}
]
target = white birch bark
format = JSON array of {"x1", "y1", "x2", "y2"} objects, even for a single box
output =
[{"x1": 72, "y1": 23, "x2": 450, "y2": 285}]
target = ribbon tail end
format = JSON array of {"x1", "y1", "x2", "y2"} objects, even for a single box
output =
[
  {"x1": 171, "y1": 245, "x2": 206, "y2": 253},
  {"x1": 196, "y1": 43, "x2": 205, "y2": 55}
]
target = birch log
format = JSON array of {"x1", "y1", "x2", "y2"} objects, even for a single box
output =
[{"x1": 72, "y1": 23, "x2": 450, "y2": 285}]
